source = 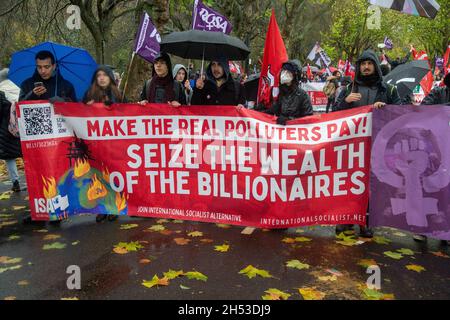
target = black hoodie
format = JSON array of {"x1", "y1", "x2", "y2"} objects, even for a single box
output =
[
  {"x1": 422, "y1": 73, "x2": 450, "y2": 105},
  {"x1": 19, "y1": 69, "x2": 77, "y2": 102},
  {"x1": 334, "y1": 50, "x2": 401, "y2": 111},
  {"x1": 191, "y1": 58, "x2": 245, "y2": 106}
]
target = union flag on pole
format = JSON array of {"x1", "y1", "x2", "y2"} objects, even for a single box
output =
[{"x1": 257, "y1": 9, "x2": 288, "y2": 107}]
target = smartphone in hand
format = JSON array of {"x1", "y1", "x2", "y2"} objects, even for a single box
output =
[{"x1": 34, "y1": 82, "x2": 44, "y2": 88}]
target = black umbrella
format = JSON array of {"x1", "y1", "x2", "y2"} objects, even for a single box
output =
[
  {"x1": 161, "y1": 30, "x2": 250, "y2": 63},
  {"x1": 384, "y1": 60, "x2": 430, "y2": 99}
]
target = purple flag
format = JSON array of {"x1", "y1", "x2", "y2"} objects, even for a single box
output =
[
  {"x1": 436, "y1": 57, "x2": 444, "y2": 69},
  {"x1": 192, "y1": 0, "x2": 233, "y2": 34},
  {"x1": 134, "y1": 12, "x2": 161, "y2": 63},
  {"x1": 384, "y1": 36, "x2": 393, "y2": 50},
  {"x1": 370, "y1": 105, "x2": 450, "y2": 240}
]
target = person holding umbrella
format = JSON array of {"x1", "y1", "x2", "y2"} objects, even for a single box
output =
[
  {"x1": 139, "y1": 52, "x2": 186, "y2": 107},
  {"x1": 18, "y1": 51, "x2": 77, "y2": 102},
  {"x1": 192, "y1": 57, "x2": 245, "y2": 107}
]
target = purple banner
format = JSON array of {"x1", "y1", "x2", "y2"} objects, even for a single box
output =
[
  {"x1": 370, "y1": 105, "x2": 450, "y2": 240},
  {"x1": 384, "y1": 36, "x2": 393, "y2": 50},
  {"x1": 134, "y1": 12, "x2": 161, "y2": 63},
  {"x1": 192, "y1": 0, "x2": 233, "y2": 34},
  {"x1": 436, "y1": 57, "x2": 444, "y2": 69}
]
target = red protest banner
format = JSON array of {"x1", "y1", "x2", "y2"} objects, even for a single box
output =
[{"x1": 17, "y1": 101, "x2": 372, "y2": 228}]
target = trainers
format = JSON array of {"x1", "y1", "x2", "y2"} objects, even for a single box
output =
[
  {"x1": 413, "y1": 234, "x2": 427, "y2": 242},
  {"x1": 96, "y1": 214, "x2": 107, "y2": 223},
  {"x1": 335, "y1": 224, "x2": 353, "y2": 235},
  {"x1": 11, "y1": 180, "x2": 20, "y2": 192}
]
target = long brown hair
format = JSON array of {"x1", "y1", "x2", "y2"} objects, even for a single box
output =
[{"x1": 85, "y1": 68, "x2": 122, "y2": 103}]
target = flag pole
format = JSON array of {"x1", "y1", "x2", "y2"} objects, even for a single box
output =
[{"x1": 122, "y1": 51, "x2": 136, "y2": 102}]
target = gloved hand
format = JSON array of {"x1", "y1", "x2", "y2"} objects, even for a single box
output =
[{"x1": 276, "y1": 115, "x2": 288, "y2": 125}]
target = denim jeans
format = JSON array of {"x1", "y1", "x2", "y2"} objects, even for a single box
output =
[{"x1": 5, "y1": 159, "x2": 19, "y2": 183}]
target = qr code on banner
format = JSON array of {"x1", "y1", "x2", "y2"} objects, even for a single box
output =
[{"x1": 22, "y1": 106, "x2": 53, "y2": 136}]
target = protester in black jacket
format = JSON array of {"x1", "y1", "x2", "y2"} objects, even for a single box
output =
[
  {"x1": 257, "y1": 60, "x2": 313, "y2": 125},
  {"x1": 19, "y1": 50, "x2": 77, "y2": 102},
  {"x1": 191, "y1": 57, "x2": 245, "y2": 106},
  {"x1": 334, "y1": 49, "x2": 401, "y2": 112},
  {"x1": 139, "y1": 52, "x2": 186, "y2": 107},
  {"x1": 0, "y1": 91, "x2": 21, "y2": 192},
  {"x1": 422, "y1": 73, "x2": 450, "y2": 105}
]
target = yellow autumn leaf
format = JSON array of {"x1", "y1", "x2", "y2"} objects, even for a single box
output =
[
  {"x1": 406, "y1": 264, "x2": 426, "y2": 273},
  {"x1": 174, "y1": 238, "x2": 191, "y2": 245},
  {"x1": 188, "y1": 231, "x2": 203, "y2": 237},
  {"x1": 214, "y1": 244, "x2": 230, "y2": 252},
  {"x1": 142, "y1": 275, "x2": 169, "y2": 288},
  {"x1": 239, "y1": 265, "x2": 273, "y2": 279},
  {"x1": 262, "y1": 288, "x2": 291, "y2": 300},
  {"x1": 299, "y1": 288, "x2": 326, "y2": 300}
]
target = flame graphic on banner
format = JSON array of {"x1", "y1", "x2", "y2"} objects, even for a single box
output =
[
  {"x1": 74, "y1": 158, "x2": 91, "y2": 178},
  {"x1": 87, "y1": 174, "x2": 108, "y2": 201},
  {"x1": 42, "y1": 176, "x2": 57, "y2": 199},
  {"x1": 115, "y1": 192, "x2": 128, "y2": 213}
]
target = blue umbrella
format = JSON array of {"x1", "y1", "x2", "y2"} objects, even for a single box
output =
[{"x1": 9, "y1": 42, "x2": 98, "y2": 101}]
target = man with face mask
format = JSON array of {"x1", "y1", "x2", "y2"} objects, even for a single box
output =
[
  {"x1": 258, "y1": 60, "x2": 313, "y2": 125},
  {"x1": 191, "y1": 57, "x2": 245, "y2": 107},
  {"x1": 334, "y1": 49, "x2": 401, "y2": 111}
]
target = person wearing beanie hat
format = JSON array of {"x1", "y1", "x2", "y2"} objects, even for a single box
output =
[
  {"x1": 257, "y1": 60, "x2": 313, "y2": 125},
  {"x1": 422, "y1": 72, "x2": 450, "y2": 105},
  {"x1": 83, "y1": 65, "x2": 124, "y2": 107},
  {"x1": 191, "y1": 57, "x2": 245, "y2": 107},
  {"x1": 173, "y1": 64, "x2": 193, "y2": 105},
  {"x1": 139, "y1": 52, "x2": 186, "y2": 107}
]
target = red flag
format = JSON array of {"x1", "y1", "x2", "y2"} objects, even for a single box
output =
[
  {"x1": 444, "y1": 44, "x2": 450, "y2": 75},
  {"x1": 257, "y1": 9, "x2": 288, "y2": 107},
  {"x1": 306, "y1": 64, "x2": 313, "y2": 80},
  {"x1": 338, "y1": 59, "x2": 345, "y2": 72},
  {"x1": 411, "y1": 46, "x2": 433, "y2": 96}
]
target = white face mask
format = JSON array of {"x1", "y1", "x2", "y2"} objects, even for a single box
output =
[{"x1": 280, "y1": 70, "x2": 293, "y2": 85}]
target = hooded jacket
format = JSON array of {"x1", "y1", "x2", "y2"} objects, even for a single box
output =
[
  {"x1": 140, "y1": 53, "x2": 186, "y2": 104},
  {"x1": 334, "y1": 50, "x2": 401, "y2": 111},
  {"x1": 265, "y1": 60, "x2": 313, "y2": 120},
  {"x1": 82, "y1": 65, "x2": 123, "y2": 104},
  {"x1": 19, "y1": 68, "x2": 77, "y2": 102},
  {"x1": 173, "y1": 64, "x2": 193, "y2": 105},
  {"x1": 191, "y1": 58, "x2": 245, "y2": 106},
  {"x1": 0, "y1": 91, "x2": 21, "y2": 159},
  {"x1": 422, "y1": 73, "x2": 450, "y2": 105}
]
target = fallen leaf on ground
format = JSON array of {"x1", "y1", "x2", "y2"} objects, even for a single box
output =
[
  {"x1": 42, "y1": 242, "x2": 66, "y2": 250},
  {"x1": 163, "y1": 269, "x2": 184, "y2": 280},
  {"x1": 18, "y1": 280, "x2": 29, "y2": 286},
  {"x1": 0, "y1": 257, "x2": 22, "y2": 264},
  {"x1": 318, "y1": 275, "x2": 338, "y2": 282},
  {"x1": 72, "y1": 241, "x2": 80, "y2": 246},
  {"x1": 184, "y1": 271, "x2": 208, "y2": 282},
  {"x1": 148, "y1": 225, "x2": 166, "y2": 232},
  {"x1": 4, "y1": 296, "x2": 16, "y2": 300},
  {"x1": 357, "y1": 259, "x2": 378, "y2": 268},
  {"x1": 397, "y1": 248, "x2": 414, "y2": 256},
  {"x1": 0, "y1": 265, "x2": 22, "y2": 273},
  {"x1": 179, "y1": 285, "x2": 190, "y2": 290},
  {"x1": 383, "y1": 251, "x2": 403, "y2": 260},
  {"x1": 200, "y1": 239, "x2": 214, "y2": 243},
  {"x1": 216, "y1": 224, "x2": 231, "y2": 229},
  {"x1": 173, "y1": 238, "x2": 191, "y2": 245},
  {"x1": 285, "y1": 260, "x2": 309, "y2": 270},
  {"x1": 142, "y1": 275, "x2": 169, "y2": 288},
  {"x1": 406, "y1": 264, "x2": 426, "y2": 273},
  {"x1": 262, "y1": 288, "x2": 291, "y2": 300},
  {"x1": 43, "y1": 234, "x2": 61, "y2": 241},
  {"x1": 139, "y1": 259, "x2": 151, "y2": 264},
  {"x1": 12, "y1": 206, "x2": 26, "y2": 211},
  {"x1": 8, "y1": 235, "x2": 20, "y2": 241},
  {"x1": 156, "y1": 219, "x2": 169, "y2": 224},
  {"x1": 188, "y1": 231, "x2": 203, "y2": 237},
  {"x1": 325, "y1": 269, "x2": 343, "y2": 277},
  {"x1": 160, "y1": 230, "x2": 173, "y2": 236},
  {"x1": 294, "y1": 237, "x2": 312, "y2": 242},
  {"x1": 120, "y1": 224, "x2": 139, "y2": 230},
  {"x1": 362, "y1": 288, "x2": 395, "y2": 300},
  {"x1": 113, "y1": 241, "x2": 143, "y2": 254},
  {"x1": 0, "y1": 192, "x2": 12, "y2": 200},
  {"x1": 214, "y1": 244, "x2": 230, "y2": 252},
  {"x1": 298, "y1": 288, "x2": 326, "y2": 300},
  {"x1": 431, "y1": 251, "x2": 449, "y2": 258},
  {"x1": 282, "y1": 238, "x2": 296, "y2": 244},
  {"x1": 239, "y1": 265, "x2": 273, "y2": 279},
  {"x1": 61, "y1": 297, "x2": 79, "y2": 300}
]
